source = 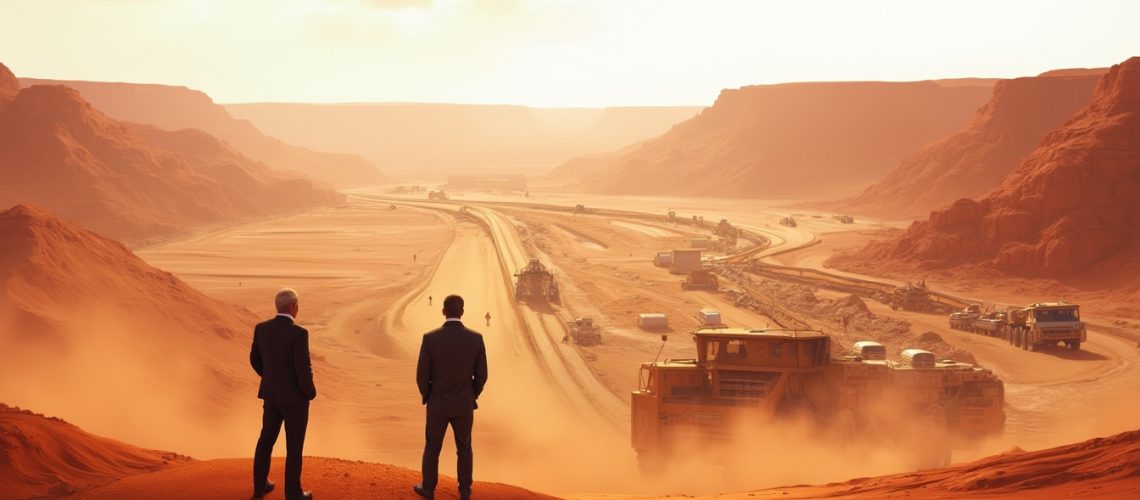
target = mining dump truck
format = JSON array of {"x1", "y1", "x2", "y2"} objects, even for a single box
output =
[
  {"x1": 890, "y1": 282, "x2": 931, "y2": 311},
  {"x1": 630, "y1": 329, "x2": 1005, "y2": 473},
  {"x1": 948, "y1": 304, "x2": 982, "y2": 330},
  {"x1": 514, "y1": 258, "x2": 560, "y2": 304},
  {"x1": 573, "y1": 204, "x2": 588, "y2": 215},
  {"x1": 428, "y1": 190, "x2": 448, "y2": 200},
  {"x1": 1004, "y1": 302, "x2": 1086, "y2": 351},
  {"x1": 972, "y1": 311, "x2": 1007, "y2": 337},
  {"x1": 779, "y1": 216, "x2": 797, "y2": 227},
  {"x1": 832, "y1": 214, "x2": 855, "y2": 224},
  {"x1": 567, "y1": 317, "x2": 602, "y2": 345},
  {"x1": 681, "y1": 270, "x2": 719, "y2": 291}
]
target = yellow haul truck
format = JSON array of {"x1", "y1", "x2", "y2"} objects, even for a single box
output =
[{"x1": 631, "y1": 328, "x2": 1005, "y2": 472}]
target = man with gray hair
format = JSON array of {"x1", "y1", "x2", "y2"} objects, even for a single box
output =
[{"x1": 251, "y1": 288, "x2": 316, "y2": 500}]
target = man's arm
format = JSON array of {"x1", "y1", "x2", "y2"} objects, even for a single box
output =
[
  {"x1": 416, "y1": 335, "x2": 431, "y2": 404},
  {"x1": 293, "y1": 328, "x2": 317, "y2": 400},
  {"x1": 250, "y1": 324, "x2": 263, "y2": 376},
  {"x1": 473, "y1": 336, "x2": 488, "y2": 400}
]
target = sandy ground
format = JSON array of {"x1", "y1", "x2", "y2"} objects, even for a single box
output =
[
  {"x1": 112, "y1": 187, "x2": 1139, "y2": 498},
  {"x1": 76, "y1": 457, "x2": 556, "y2": 499}
]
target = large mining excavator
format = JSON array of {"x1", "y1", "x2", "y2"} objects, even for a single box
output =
[
  {"x1": 631, "y1": 328, "x2": 1005, "y2": 473},
  {"x1": 514, "y1": 258, "x2": 561, "y2": 304}
]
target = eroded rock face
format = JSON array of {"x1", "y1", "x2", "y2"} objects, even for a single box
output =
[
  {"x1": 0, "y1": 63, "x2": 18, "y2": 102},
  {"x1": 571, "y1": 79, "x2": 994, "y2": 199},
  {"x1": 0, "y1": 67, "x2": 338, "y2": 242},
  {"x1": 838, "y1": 72, "x2": 1103, "y2": 218},
  {"x1": 845, "y1": 57, "x2": 1140, "y2": 279}
]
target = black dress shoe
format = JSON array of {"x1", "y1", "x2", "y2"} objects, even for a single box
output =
[
  {"x1": 413, "y1": 483, "x2": 434, "y2": 499},
  {"x1": 286, "y1": 491, "x2": 312, "y2": 500},
  {"x1": 253, "y1": 480, "x2": 275, "y2": 498}
]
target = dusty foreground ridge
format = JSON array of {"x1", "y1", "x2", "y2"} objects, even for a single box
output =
[
  {"x1": 1, "y1": 403, "x2": 557, "y2": 499},
  {"x1": 730, "y1": 429, "x2": 1140, "y2": 499}
]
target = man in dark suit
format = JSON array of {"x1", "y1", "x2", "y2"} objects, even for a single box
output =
[
  {"x1": 251, "y1": 288, "x2": 316, "y2": 500},
  {"x1": 414, "y1": 295, "x2": 488, "y2": 500}
]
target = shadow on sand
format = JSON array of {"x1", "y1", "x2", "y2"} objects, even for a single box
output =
[{"x1": 1036, "y1": 344, "x2": 1110, "y2": 361}]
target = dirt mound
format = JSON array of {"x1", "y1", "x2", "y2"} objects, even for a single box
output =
[
  {"x1": 833, "y1": 57, "x2": 1140, "y2": 281},
  {"x1": 570, "y1": 79, "x2": 994, "y2": 199},
  {"x1": 0, "y1": 66, "x2": 339, "y2": 242},
  {"x1": 77, "y1": 457, "x2": 558, "y2": 500},
  {"x1": 833, "y1": 72, "x2": 1102, "y2": 219},
  {"x1": 19, "y1": 77, "x2": 384, "y2": 186},
  {"x1": 0, "y1": 205, "x2": 261, "y2": 455},
  {"x1": 747, "y1": 429, "x2": 1140, "y2": 498},
  {"x1": 0, "y1": 403, "x2": 190, "y2": 498}
]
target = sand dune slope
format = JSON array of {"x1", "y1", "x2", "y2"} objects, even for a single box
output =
[
  {"x1": 0, "y1": 404, "x2": 190, "y2": 498},
  {"x1": 738, "y1": 429, "x2": 1140, "y2": 499},
  {"x1": 0, "y1": 205, "x2": 261, "y2": 456}
]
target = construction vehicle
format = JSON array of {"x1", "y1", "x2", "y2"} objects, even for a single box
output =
[
  {"x1": 631, "y1": 329, "x2": 1005, "y2": 473},
  {"x1": 948, "y1": 304, "x2": 982, "y2": 330},
  {"x1": 890, "y1": 282, "x2": 931, "y2": 311},
  {"x1": 574, "y1": 204, "x2": 588, "y2": 215},
  {"x1": 669, "y1": 249, "x2": 703, "y2": 275},
  {"x1": 695, "y1": 309, "x2": 723, "y2": 327},
  {"x1": 832, "y1": 214, "x2": 855, "y2": 224},
  {"x1": 428, "y1": 190, "x2": 448, "y2": 200},
  {"x1": 779, "y1": 216, "x2": 797, "y2": 228},
  {"x1": 513, "y1": 258, "x2": 560, "y2": 304},
  {"x1": 681, "y1": 270, "x2": 719, "y2": 291},
  {"x1": 567, "y1": 317, "x2": 602, "y2": 345},
  {"x1": 1003, "y1": 302, "x2": 1086, "y2": 351},
  {"x1": 971, "y1": 311, "x2": 1007, "y2": 337},
  {"x1": 666, "y1": 211, "x2": 677, "y2": 223}
]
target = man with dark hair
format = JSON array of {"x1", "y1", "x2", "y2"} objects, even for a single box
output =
[
  {"x1": 414, "y1": 294, "x2": 488, "y2": 500},
  {"x1": 251, "y1": 288, "x2": 316, "y2": 500}
]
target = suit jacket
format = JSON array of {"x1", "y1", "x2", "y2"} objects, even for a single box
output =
[
  {"x1": 416, "y1": 320, "x2": 488, "y2": 417},
  {"x1": 250, "y1": 315, "x2": 317, "y2": 405}
]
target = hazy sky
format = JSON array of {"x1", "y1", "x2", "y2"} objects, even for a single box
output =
[{"x1": 2, "y1": 0, "x2": 1138, "y2": 106}]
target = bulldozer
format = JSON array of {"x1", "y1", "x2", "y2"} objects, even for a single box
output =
[
  {"x1": 428, "y1": 190, "x2": 449, "y2": 200},
  {"x1": 630, "y1": 328, "x2": 1005, "y2": 473},
  {"x1": 889, "y1": 282, "x2": 931, "y2": 311},
  {"x1": 948, "y1": 304, "x2": 982, "y2": 330},
  {"x1": 681, "y1": 269, "x2": 719, "y2": 291},
  {"x1": 514, "y1": 258, "x2": 560, "y2": 304},
  {"x1": 567, "y1": 317, "x2": 602, "y2": 346}
]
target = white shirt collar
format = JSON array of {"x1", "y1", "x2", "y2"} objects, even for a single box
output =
[
  {"x1": 276, "y1": 313, "x2": 295, "y2": 321},
  {"x1": 445, "y1": 318, "x2": 462, "y2": 322}
]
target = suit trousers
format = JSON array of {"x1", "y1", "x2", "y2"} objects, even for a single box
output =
[
  {"x1": 421, "y1": 410, "x2": 474, "y2": 492},
  {"x1": 253, "y1": 400, "x2": 310, "y2": 497}
]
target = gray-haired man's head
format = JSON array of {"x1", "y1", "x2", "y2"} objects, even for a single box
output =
[{"x1": 275, "y1": 288, "x2": 300, "y2": 318}]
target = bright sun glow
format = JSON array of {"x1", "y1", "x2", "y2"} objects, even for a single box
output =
[{"x1": 2, "y1": 0, "x2": 1139, "y2": 106}]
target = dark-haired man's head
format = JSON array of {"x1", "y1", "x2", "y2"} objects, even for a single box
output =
[{"x1": 442, "y1": 294, "x2": 464, "y2": 319}]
